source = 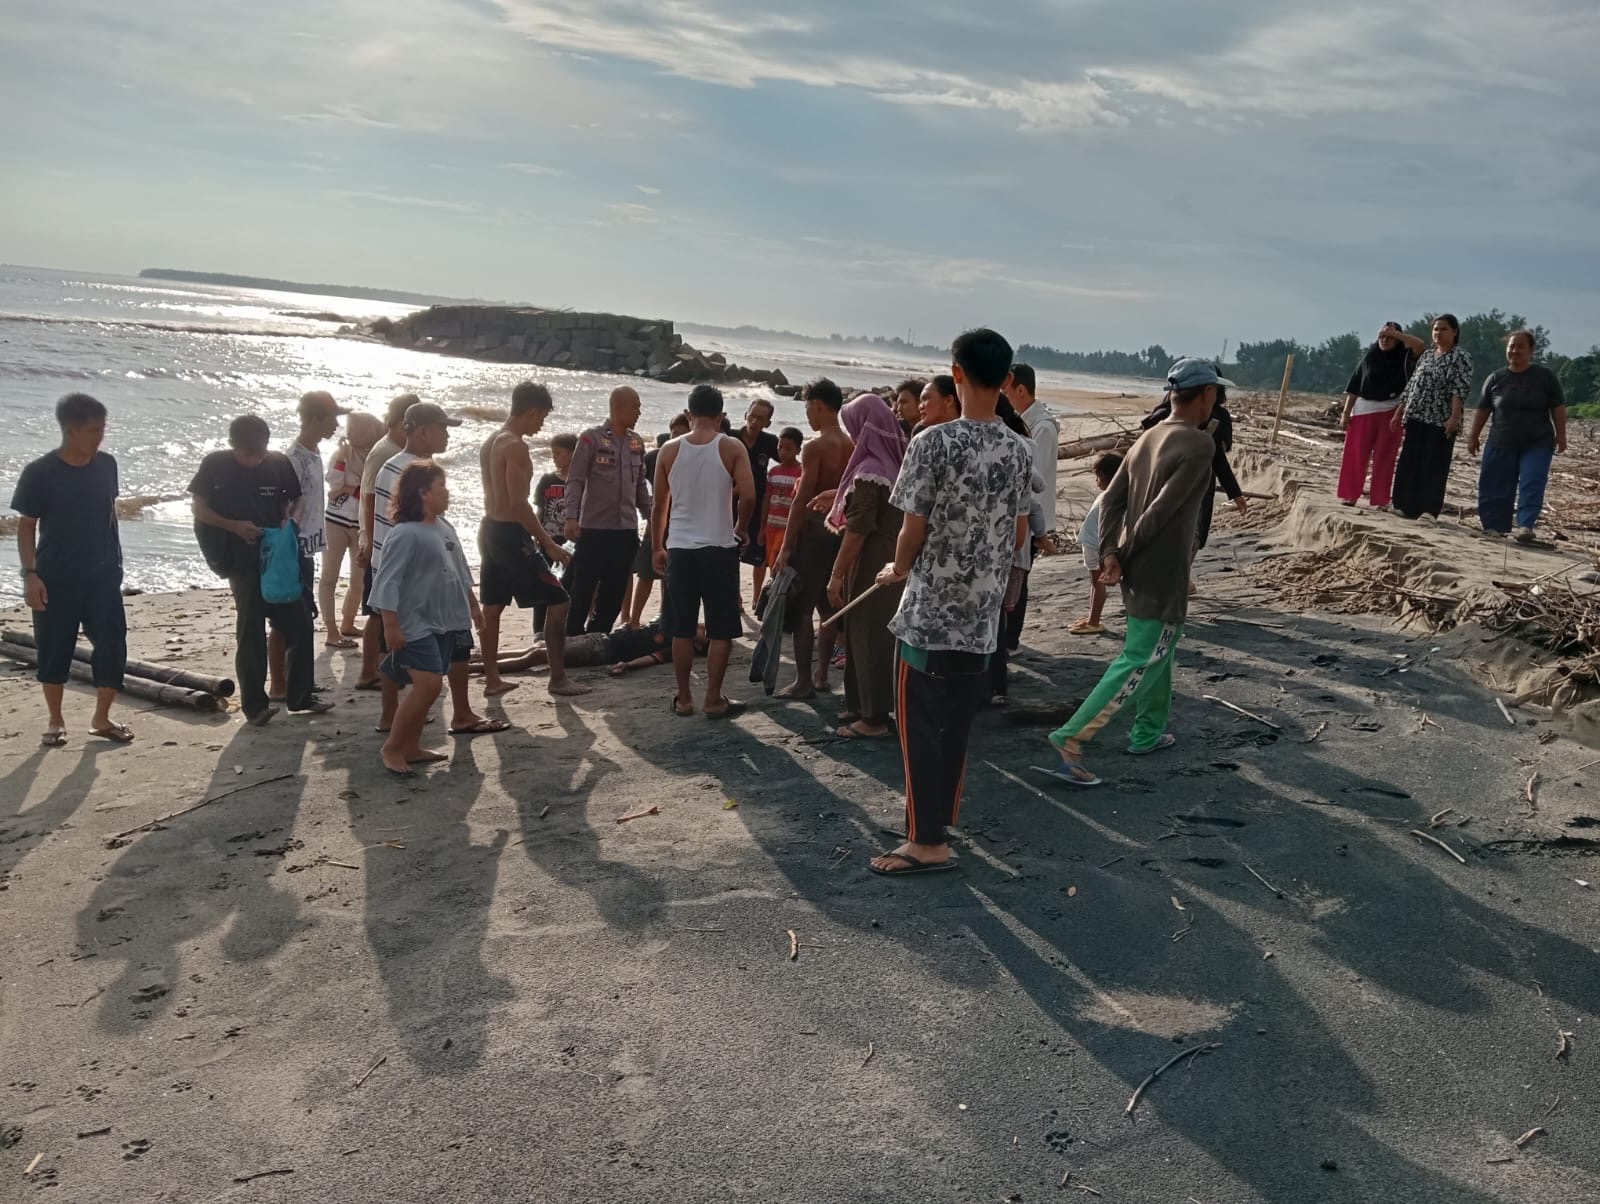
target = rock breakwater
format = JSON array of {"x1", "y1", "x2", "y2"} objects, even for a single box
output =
[{"x1": 367, "y1": 306, "x2": 794, "y2": 392}]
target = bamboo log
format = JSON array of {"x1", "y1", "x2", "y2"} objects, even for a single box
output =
[
  {"x1": 0, "y1": 641, "x2": 221, "y2": 712},
  {"x1": 1269, "y1": 354, "x2": 1296, "y2": 451},
  {"x1": 1057, "y1": 432, "x2": 1135, "y2": 461},
  {"x1": 2, "y1": 629, "x2": 233, "y2": 696}
]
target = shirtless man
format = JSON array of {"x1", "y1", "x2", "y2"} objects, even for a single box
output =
[
  {"x1": 477, "y1": 381, "x2": 587, "y2": 697},
  {"x1": 773, "y1": 377, "x2": 854, "y2": 698}
]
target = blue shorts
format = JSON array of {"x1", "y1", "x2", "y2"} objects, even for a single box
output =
[{"x1": 381, "y1": 629, "x2": 472, "y2": 685}]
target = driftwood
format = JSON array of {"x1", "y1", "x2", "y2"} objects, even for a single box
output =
[
  {"x1": 0, "y1": 641, "x2": 220, "y2": 712},
  {"x1": 1057, "y1": 432, "x2": 1135, "y2": 461},
  {"x1": 3, "y1": 629, "x2": 234, "y2": 696}
]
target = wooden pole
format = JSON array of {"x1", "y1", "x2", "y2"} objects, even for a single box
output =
[
  {"x1": 1269, "y1": 354, "x2": 1296, "y2": 451},
  {"x1": 0, "y1": 642, "x2": 221, "y2": 712},
  {"x1": 2, "y1": 629, "x2": 234, "y2": 697}
]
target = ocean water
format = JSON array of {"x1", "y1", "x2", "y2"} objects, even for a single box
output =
[{"x1": 0, "y1": 265, "x2": 1151, "y2": 599}]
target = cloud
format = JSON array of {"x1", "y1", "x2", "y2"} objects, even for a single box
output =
[
  {"x1": 499, "y1": 162, "x2": 568, "y2": 177},
  {"x1": 327, "y1": 189, "x2": 484, "y2": 215},
  {"x1": 635, "y1": 185, "x2": 661, "y2": 196}
]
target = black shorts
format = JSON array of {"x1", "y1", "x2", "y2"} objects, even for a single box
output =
[
  {"x1": 632, "y1": 536, "x2": 659, "y2": 583},
  {"x1": 299, "y1": 555, "x2": 318, "y2": 621},
  {"x1": 665, "y1": 545, "x2": 741, "y2": 641},
  {"x1": 32, "y1": 574, "x2": 127, "y2": 688},
  {"x1": 479, "y1": 518, "x2": 569, "y2": 609},
  {"x1": 362, "y1": 560, "x2": 378, "y2": 618}
]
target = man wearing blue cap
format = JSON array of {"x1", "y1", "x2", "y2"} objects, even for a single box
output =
[{"x1": 1039, "y1": 359, "x2": 1222, "y2": 785}]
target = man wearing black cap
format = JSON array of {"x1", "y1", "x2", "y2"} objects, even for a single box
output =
[
  {"x1": 1040, "y1": 358, "x2": 1221, "y2": 786},
  {"x1": 370, "y1": 400, "x2": 464, "y2": 728},
  {"x1": 356, "y1": 393, "x2": 418, "y2": 688},
  {"x1": 191, "y1": 415, "x2": 332, "y2": 725}
]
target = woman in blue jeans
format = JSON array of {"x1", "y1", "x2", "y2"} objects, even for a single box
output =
[{"x1": 1468, "y1": 331, "x2": 1568, "y2": 543}]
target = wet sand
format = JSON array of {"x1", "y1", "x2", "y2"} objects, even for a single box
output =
[{"x1": 2, "y1": 407, "x2": 1598, "y2": 1202}]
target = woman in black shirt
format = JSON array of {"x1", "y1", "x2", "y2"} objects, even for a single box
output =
[{"x1": 1337, "y1": 323, "x2": 1422, "y2": 509}]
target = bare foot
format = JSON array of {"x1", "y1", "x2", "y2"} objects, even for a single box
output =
[
  {"x1": 484, "y1": 680, "x2": 521, "y2": 697},
  {"x1": 548, "y1": 678, "x2": 592, "y2": 697},
  {"x1": 406, "y1": 750, "x2": 449, "y2": 765},
  {"x1": 247, "y1": 705, "x2": 280, "y2": 727},
  {"x1": 380, "y1": 749, "x2": 414, "y2": 775},
  {"x1": 776, "y1": 680, "x2": 816, "y2": 700}
]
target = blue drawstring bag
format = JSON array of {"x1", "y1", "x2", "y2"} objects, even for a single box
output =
[{"x1": 259, "y1": 521, "x2": 302, "y2": 604}]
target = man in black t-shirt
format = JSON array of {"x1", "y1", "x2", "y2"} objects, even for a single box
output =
[
  {"x1": 190, "y1": 414, "x2": 330, "y2": 725},
  {"x1": 737, "y1": 399, "x2": 780, "y2": 601},
  {"x1": 10, "y1": 393, "x2": 131, "y2": 747}
]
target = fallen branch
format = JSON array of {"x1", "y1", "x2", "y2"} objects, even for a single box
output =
[
  {"x1": 110, "y1": 774, "x2": 297, "y2": 840},
  {"x1": 1514, "y1": 1127, "x2": 1545, "y2": 1149},
  {"x1": 1125, "y1": 1042, "x2": 1222, "y2": 1117},
  {"x1": 352, "y1": 1055, "x2": 387, "y2": 1089},
  {"x1": 1428, "y1": 807, "x2": 1456, "y2": 829},
  {"x1": 615, "y1": 804, "x2": 660, "y2": 824},
  {"x1": 1244, "y1": 863, "x2": 1285, "y2": 898},
  {"x1": 787, "y1": 929, "x2": 799, "y2": 961},
  {"x1": 24, "y1": 1154, "x2": 43, "y2": 1176},
  {"x1": 1201, "y1": 695, "x2": 1281, "y2": 731},
  {"x1": 861, "y1": 1043, "x2": 875, "y2": 1069},
  {"x1": 1556, "y1": 1030, "x2": 1574, "y2": 1061},
  {"x1": 1305, "y1": 720, "x2": 1328, "y2": 743},
  {"x1": 233, "y1": 1169, "x2": 295, "y2": 1184},
  {"x1": 1525, "y1": 771, "x2": 1540, "y2": 813},
  {"x1": 1409, "y1": 829, "x2": 1468, "y2": 866},
  {"x1": 1495, "y1": 698, "x2": 1517, "y2": 726},
  {"x1": 1567, "y1": 756, "x2": 1600, "y2": 780},
  {"x1": 1542, "y1": 1094, "x2": 1561, "y2": 1119}
]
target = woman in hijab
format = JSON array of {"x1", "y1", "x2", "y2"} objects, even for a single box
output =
[
  {"x1": 1390, "y1": 314, "x2": 1474, "y2": 522},
  {"x1": 824, "y1": 394, "x2": 906, "y2": 739},
  {"x1": 320, "y1": 410, "x2": 384, "y2": 646},
  {"x1": 1337, "y1": 322, "x2": 1423, "y2": 509}
]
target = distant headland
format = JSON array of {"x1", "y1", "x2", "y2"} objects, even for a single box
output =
[{"x1": 137, "y1": 269, "x2": 491, "y2": 309}]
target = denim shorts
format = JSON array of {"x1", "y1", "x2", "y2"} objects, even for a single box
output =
[{"x1": 381, "y1": 629, "x2": 472, "y2": 685}]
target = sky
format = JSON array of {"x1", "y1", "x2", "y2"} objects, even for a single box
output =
[{"x1": 3, "y1": 0, "x2": 1598, "y2": 354}]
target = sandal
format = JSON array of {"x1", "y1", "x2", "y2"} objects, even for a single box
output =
[
  {"x1": 1068, "y1": 619, "x2": 1105, "y2": 636},
  {"x1": 90, "y1": 722, "x2": 135, "y2": 744},
  {"x1": 325, "y1": 636, "x2": 358, "y2": 649},
  {"x1": 1031, "y1": 761, "x2": 1102, "y2": 787},
  {"x1": 40, "y1": 727, "x2": 67, "y2": 748},
  {"x1": 1127, "y1": 732, "x2": 1177, "y2": 756},
  {"x1": 449, "y1": 718, "x2": 511, "y2": 736},
  {"x1": 835, "y1": 722, "x2": 891, "y2": 740},
  {"x1": 869, "y1": 851, "x2": 958, "y2": 877},
  {"x1": 670, "y1": 697, "x2": 695, "y2": 718},
  {"x1": 705, "y1": 699, "x2": 747, "y2": 721}
]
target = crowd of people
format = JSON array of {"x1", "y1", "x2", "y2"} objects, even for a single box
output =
[
  {"x1": 7, "y1": 318, "x2": 1576, "y2": 873},
  {"x1": 1338, "y1": 319, "x2": 1570, "y2": 541}
]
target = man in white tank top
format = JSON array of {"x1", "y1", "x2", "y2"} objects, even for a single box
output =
[{"x1": 651, "y1": 384, "x2": 757, "y2": 718}]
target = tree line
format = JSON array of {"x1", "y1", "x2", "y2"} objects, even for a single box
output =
[{"x1": 1019, "y1": 312, "x2": 1599, "y2": 415}]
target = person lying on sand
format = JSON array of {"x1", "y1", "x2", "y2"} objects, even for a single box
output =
[{"x1": 475, "y1": 622, "x2": 708, "y2": 677}]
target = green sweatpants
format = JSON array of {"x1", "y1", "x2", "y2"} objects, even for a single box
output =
[{"x1": 1050, "y1": 617, "x2": 1181, "y2": 752}]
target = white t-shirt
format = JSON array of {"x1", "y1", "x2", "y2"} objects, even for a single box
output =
[
  {"x1": 370, "y1": 450, "x2": 419, "y2": 572},
  {"x1": 1079, "y1": 491, "x2": 1105, "y2": 571},
  {"x1": 288, "y1": 441, "x2": 327, "y2": 556}
]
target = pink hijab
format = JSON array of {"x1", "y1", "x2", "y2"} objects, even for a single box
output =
[{"x1": 826, "y1": 393, "x2": 908, "y2": 534}]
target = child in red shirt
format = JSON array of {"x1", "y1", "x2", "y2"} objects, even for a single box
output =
[{"x1": 763, "y1": 428, "x2": 803, "y2": 569}]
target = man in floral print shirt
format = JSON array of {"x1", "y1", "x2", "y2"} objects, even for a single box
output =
[{"x1": 869, "y1": 327, "x2": 1033, "y2": 877}]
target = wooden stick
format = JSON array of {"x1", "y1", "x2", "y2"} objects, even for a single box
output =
[
  {"x1": 1409, "y1": 829, "x2": 1467, "y2": 865},
  {"x1": 352, "y1": 1055, "x2": 387, "y2": 1089},
  {"x1": 828, "y1": 580, "x2": 885, "y2": 625},
  {"x1": 233, "y1": 1169, "x2": 295, "y2": 1184},
  {"x1": 1495, "y1": 698, "x2": 1517, "y2": 726},
  {"x1": 1556, "y1": 1030, "x2": 1573, "y2": 1061},
  {"x1": 787, "y1": 929, "x2": 799, "y2": 961},
  {"x1": 1201, "y1": 695, "x2": 1281, "y2": 730},
  {"x1": 1268, "y1": 354, "x2": 1296, "y2": 451},
  {"x1": 24, "y1": 1153, "x2": 43, "y2": 1176},
  {"x1": 615, "y1": 804, "x2": 660, "y2": 824},
  {"x1": 0, "y1": 641, "x2": 221, "y2": 712},
  {"x1": 1125, "y1": 1042, "x2": 1221, "y2": 1117},
  {"x1": 861, "y1": 1042, "x2": 875, "y2": 1069},
  {"x1": 1567, "y1": 756, "x2": 1600, "y2": 780},
  {"x1": 1542, "y1": 1094, "x2": 1561, "y2": 1119},
  {"x1": 1428, "y1": 808, "x2": 1456, "y2": 829},
  {"x1": 110, "y1": 773, "x2": 296, "y2": 839},
  {"x1": 2, "y1": 629, "x2": 235, "y2": 696},
  {"x1": 1305, "y1": 721, "x2": 1328, "y2": 743},
  {"x1": 1244, "y1": 863, "x2": 1285, "y2": 898},
  {"x1": 1524, "y1": 771, "x2": 1540, "y2": 812},
  {"x1": 1514, "y1": 1127, "x2": 1545, "y2": 1148}
]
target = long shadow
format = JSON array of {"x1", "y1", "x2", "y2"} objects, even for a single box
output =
[
  {"x1": 1, "y1": 745, "x2": 103, "y2": 885},
  {"x1": 639, "y1": 651, "x2": 1595, "y2": 1199},
  {"x1": 75, "y1": 724, "x2": 309, "y2": 1035}
]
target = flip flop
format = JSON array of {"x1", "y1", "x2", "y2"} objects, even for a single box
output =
[
  {"x1": 1127, "y1": 732, "x2": 1177, "y2": 756},
  {"x1": 40, "y1": 727, "x2": 67, "y2": 748},
  {"x1": 835, "y1": 723, "x2": 891, "y2": 740},
  {"x1": 1030, "y1": 762, "x2": 1103, "y2": 788},
  {"x1": 670, "y1": 697, "x2": 695, "y2": 718},
  {"x1": 449, "y1": 718, "x2": 511, "y2": 735},
  {"x1": 869, "y1": 851, "x2": 958, "y2": 877},
  {"x1": 354, "y1": 679, "x2": 383, "y2": 692},
  {"x1": 1068, "y1": 621, "x2": 1105, "y2": 636},
  {"x1": 89, "y1": 722, "x2": 135, "y2": 744},
  {"x1": 325, "y1": 637, "x2": 358, "y2": 649},
  {"x1": 705, "y1": 699, "x2": 747, "y2": 721}
]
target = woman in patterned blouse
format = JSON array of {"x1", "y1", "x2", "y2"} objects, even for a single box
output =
[{"x1": 1389, "y1": 314, "x2": 1473, "y2": 522}]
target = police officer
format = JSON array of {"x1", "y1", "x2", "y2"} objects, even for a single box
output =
[{"x1": 563, "y1": 386, "x2": 652, "y2": 634}]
